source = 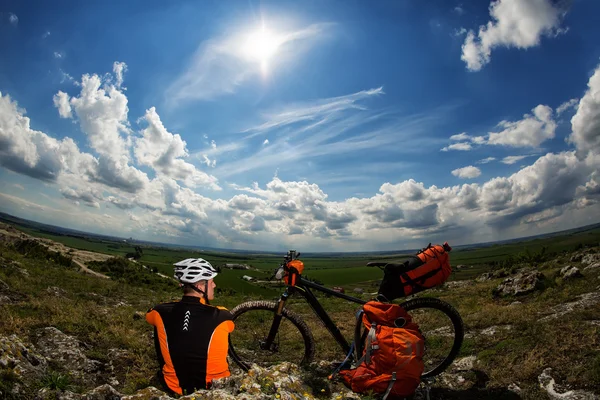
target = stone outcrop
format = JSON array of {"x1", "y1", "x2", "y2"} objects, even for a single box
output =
[
  {"x1": 559, "y1": 265, "x2": 583, "y2": 279},
  {"x1": 492, "y1": 271, "x2": 545, "y2": 296}
]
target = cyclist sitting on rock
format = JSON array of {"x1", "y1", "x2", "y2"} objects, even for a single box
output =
[{"x1": 146, "y1": 258, "x2": 234, "y2": 395}]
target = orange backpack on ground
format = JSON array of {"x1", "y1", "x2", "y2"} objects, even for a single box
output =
[
  {"x1": 339, "y1": 302, "x2": 424, "y2": 399},
  {"x1": 378, "y1": 242, "x2": 452, "y2": 301}
]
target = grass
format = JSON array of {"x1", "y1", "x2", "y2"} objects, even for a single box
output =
[{"x1": 1, "y1": 224, "x2": 599, "y2": 398}]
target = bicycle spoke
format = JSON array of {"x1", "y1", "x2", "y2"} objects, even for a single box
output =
[{"x1": 230, "y1": 309, "x2": 308, "y2": 367}]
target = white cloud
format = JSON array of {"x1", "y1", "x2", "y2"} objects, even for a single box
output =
[
  {"x1": 441, "y1": 142, "x2": 472, "y2": 151},
  {"x1": 211, "y1": 140, "x2": 217, "y2": 149},
  {"x1": 201, "y1": 155, "x2": 216, "y2": 168},
  {"x1": 501, "y1": 155, "x2": 530, "y2": 165},
  {"x1": 569, "y1": 64, "x2": 600, "y2": 158},
  {"x1": 263, "y1": 139, "x2": 269, "y2": 146},
  {"x1": 488, "y1": 104, "x2": 556, "y2": 147},
  {"x1": 557, "y1": 98, "x2": 578, "y2": 116},
  {"x1": 166, "y1": 22, "x2": 335, "y2": 103},
  {"x1": 66, "y1": 70, "x2": 149, "y2": 193},
  {"x1": 69, "y1": 73, "x2": 130, "y2": 158},
  {"x1": 454, "y1": 6, "x2": 465, "y2": 15},
  {"x1": 53, "y1": 91, "x2": 72, "y2": 118},
  {"x1": 452, "y1": 166, "x2": 481, "y2": 179},
  {"x1": 8, "y1": 13, "x2": 18, "y2": 26},
  {"x1": 454, "y1": 28, "x2": 468, "y2": 37},
  {"x1": 461, "y1": 0, "x2": 568, "y2": 71},
  {"x1": 113, "y1": 62, "x2": 127, "y2": 88},
  {"x1": 42, "y1": 31, "x2": 51, "y2": 39},
  {"x1": 450, "y1": 132, "x2": 470, "y2": 141},
  {"x1": 214, "y1": 86, "x2": 440, "y2": 179},
  {"x1": 53, "y1": 52, "x2": 64, "y2": 59},
  {"x1": 60, "y1": 70, "x2": 76, "y2": 85},
  {"x1": 135, "y1": 107, "x2": 219, "y2": 189},
  {"x1": 471, "y1": 136, "x2": 486, "y2": 144},
  {"x1": 477, "y1": 157, "x2": 496, "y2": 164},
  {"x1": 4, "y1": 61, "x2": 600, "y2": 251}
]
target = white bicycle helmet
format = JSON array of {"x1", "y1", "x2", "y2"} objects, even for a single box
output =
[{"x1": 173, "y1": 258, "x2": 219, "y2": 284}]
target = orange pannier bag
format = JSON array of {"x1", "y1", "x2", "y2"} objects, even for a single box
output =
[
  {"x1": 378, "y1": 242, "x2": 452, "y2": 301},
  {"x1": 339, "y1": 302, "x2": 424, "y2": 399},
  {"x1": 284, "y1": 259, "x2": 304, "y2": 286}
]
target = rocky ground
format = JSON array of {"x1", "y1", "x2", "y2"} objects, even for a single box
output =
[{"x1": 1, "y1": 225, "x2": 599, "y2": 399}]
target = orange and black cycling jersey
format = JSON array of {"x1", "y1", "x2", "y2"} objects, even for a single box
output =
[{"x1": 146, "y1": 296, "x2": 235, "y2": 395}]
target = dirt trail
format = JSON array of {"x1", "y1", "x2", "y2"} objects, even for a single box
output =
[{"x1": 1, "y1": 222, "x2": 111, "y2": 279}]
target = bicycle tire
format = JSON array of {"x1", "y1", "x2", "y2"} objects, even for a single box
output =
[
  {"x1": 354, "y1": 297, "x2": 464, "y2": 378},
  {"x1": 401, "y1": 297, "x2": 464, "y2": 378},
  {"x1": 228, "y1": 300, "x2": 315, "y2": 371}
]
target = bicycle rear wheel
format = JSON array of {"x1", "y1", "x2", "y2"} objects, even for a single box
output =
[
  {"x1": 401, "y1": 297, "x2": 464, "y2": 378},
  {"x1": 355, "y1": 297, "x2": 464, "y2": 378},
  {"x1": 228, "y1": 300, "x2": 315, "y2": 371}
]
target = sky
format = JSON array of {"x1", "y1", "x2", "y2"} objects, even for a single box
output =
[{"x1": 0, "y1": 0, "x2": 599, "y2": 252}]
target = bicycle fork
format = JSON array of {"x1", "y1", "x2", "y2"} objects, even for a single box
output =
[{"x1": 261, "y1": 291, "x2": 290, "y2": 351}]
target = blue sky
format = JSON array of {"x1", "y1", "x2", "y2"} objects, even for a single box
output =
[{"x1": 1, "y1": 0, "x2": 599, "y2": 251}]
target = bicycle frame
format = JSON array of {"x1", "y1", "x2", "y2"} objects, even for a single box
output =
[{"x1": 263, "y1": 275, "x2": 367, "y2": 356}]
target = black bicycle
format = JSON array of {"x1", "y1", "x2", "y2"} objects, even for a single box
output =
[{"x1": 228, "y1": 250, "x2": 464, "y2": 378}]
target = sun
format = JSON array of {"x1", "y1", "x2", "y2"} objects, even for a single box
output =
[{"x1": 243, "y1": 25, "x2": 283, "y2": 74}]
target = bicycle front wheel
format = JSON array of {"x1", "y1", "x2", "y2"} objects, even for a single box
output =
[
  {"x1": 400, "y1": 297, "x2": 464, "y2": 378},
  {"x1": 228, "y1": 300, "x2": 315, "y2": 371}
]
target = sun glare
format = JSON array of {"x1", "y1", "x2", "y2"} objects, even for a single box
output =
[{"x1": 243, "y1": 26, "x2": 282, "y2": 74}]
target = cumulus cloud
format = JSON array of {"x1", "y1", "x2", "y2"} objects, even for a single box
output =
[
  {"x1": 452, "y1": 166, "x2": 482, "y2": 179},
  {"x1": 488, "y1": 104, "x2": 556, "y2": 147},
  {"x1": 113, "y1": 62, "x2": 127, "y2": 88},
  {"x1": 64, "y1": 69, "x2": 149, "y2": 193},
  {"x1": 461, "y1": 0, "x2": 568, "y2": 71},
  {"x1": 0, "y1": 92, "x2": 73, "y2": 181},
  {"x1": 54, "y1": 52, "x2": 64, "y2": 59},
  {"x1": 8, "y1": 13, "x2": 18, "y2": 26},
  {"x1": 135, "y1": 107, "x2": 219, "y2": 189},
  {"x1": 3, "y1": 61, "x2": 600, "y2": 251},
  {"x1": 53, "y1": 91, "x2": 72, "y2": 118},
  {"x1": 569, "y1": 64, "x2": 600, "y2": 158}
]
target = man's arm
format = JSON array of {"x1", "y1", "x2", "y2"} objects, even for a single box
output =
[{"x1": 206, "y1": 315, "x2": 235, "y2": 383}]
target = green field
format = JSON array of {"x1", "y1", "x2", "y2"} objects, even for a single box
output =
[{"x1": 10, "y1": 221, "x2": 600, "y2": 295}]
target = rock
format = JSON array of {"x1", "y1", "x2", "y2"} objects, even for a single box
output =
[
  {"x1": 560, "y1": 266, "x2": 583, "y2": 279},
  {"x1": 581, "y1": 254, "x2": 600, "y2": 266},
  {"x1": 584, "y1": 262, "x2": 600, "y2": 272},
  {"x1": 492, "y1": 271, "x2": 545, "y2": 297},
  {"x1": 480, "y1": 325, "x2": 512, "y2": 336},
  {"x1": 539, "y1": 291, "x2": 600, "y2": 321},
  {"x1": 115, "y1": 301, "x2": 130, "y2": 307},
  {"x1": 508, "y1": 383, "x2": 521, "y2": 394},
  {"x1": 476, "y1": 272, "x2": 492, "y2": 282},
  {"x1": 570, "y1": 253, "x2": 584, "y2": 263},
  {"x1": 35, "y1": 327, "x2": 103, "y2": 384},
  {"x1": 538, "y1": 368, "x2": 598, "y2": 399},
  {"x1": 509, "y1": 301, "x2": 522, "y2": 306},
  {"x1": 452, "y1": 356, "x2": 477, "y2": 371},
  {"x1": 106, "y1": 348, "x2": 132, "y2": 389},
  {"x1": 0, "y1": 334, "x2": 48, "y2": 398},
  {"x1": 46, "y1": 286, "x2": 67, "y2": 297},
  {"x1": 455, "y1": 264, "x2": 466, "y2": 270},
  {"x1": 133, "y1": 311, "x2": 145, "y2": 320},
  {"x1": 122, "y1": 386, "x2": 172, "y2": 399},
  {"x1": 444, "y1": 280, "x2": 471, "y2": 289}
]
